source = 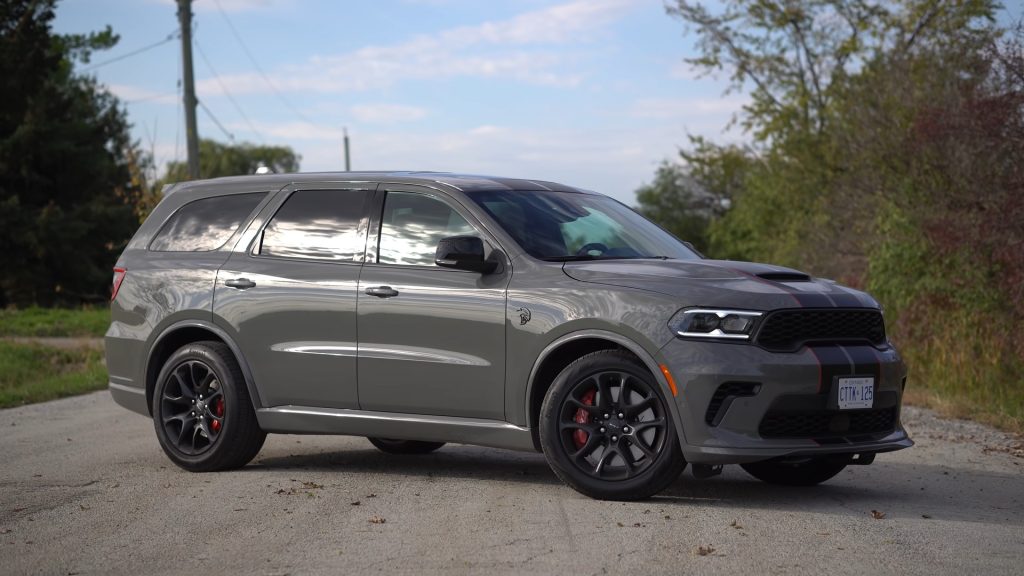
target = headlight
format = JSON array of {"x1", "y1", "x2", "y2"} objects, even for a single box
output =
[{"x1": 669, "y1": 308, "x2": 763, "y2": 340}]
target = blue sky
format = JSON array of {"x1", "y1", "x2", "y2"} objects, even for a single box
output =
[{"x1": 54, "y1": 0, "x2": 747, "y2": 203}]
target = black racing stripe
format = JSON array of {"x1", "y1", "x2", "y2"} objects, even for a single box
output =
[
  {"x1": 844, "y1": 345, "x2": 882, "y2": 384},
  {"x1": 783, "y1": 288, "x2": 833, "y2": 307},
  {"x1": 827, "y1": 288, "x2": 862, "y2": 308},
  {"x1": 809, "y1": 345, "x2": 853, "y2": 397}
]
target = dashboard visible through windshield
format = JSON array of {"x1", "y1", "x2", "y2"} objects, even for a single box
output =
[{"x1": 467, "y1": 189, "x2": 702, "y2": 262}]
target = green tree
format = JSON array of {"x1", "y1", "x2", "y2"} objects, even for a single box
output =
[
  {"x1": 635, "y1": 139, "x2": 751, "y2": 254},
  {"x1": 0, "y1": 0, "x2": 143, "y2": 306},
  {"x1": 163, "y1": 139, "x2": 300, "y2": 182}
]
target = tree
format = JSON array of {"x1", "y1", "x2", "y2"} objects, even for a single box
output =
[
  {"x1": 635, "y1": 139, "x2": 750, "y2": 254},
  {"x1": 162, "y1": 139, "x2": 300, "y2": 182},
  {"x1": 0, "y1": 0, "x2": 143, "y2": 306}
]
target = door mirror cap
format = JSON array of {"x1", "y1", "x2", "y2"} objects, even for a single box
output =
[{"x1": 435, "y1": 236, "x2": 497, "y2": 274}]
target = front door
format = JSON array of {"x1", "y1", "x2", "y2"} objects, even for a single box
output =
[
  {"x1": 213, "y1": 183, "x2": 374, "y2": 409},
  {"x1": 357, "y1": 185, "x2": 509, "y2": 420}
]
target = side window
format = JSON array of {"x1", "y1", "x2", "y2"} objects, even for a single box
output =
[
  {"x1": 149, "y1": 192, "x2": 267, "y2": 252},
  {"x1": 259, "y1": 189, "x2": 368, "y2": 262},
  {"x1": 378, "y1": 191, "x2": 477, "y2": 266}
]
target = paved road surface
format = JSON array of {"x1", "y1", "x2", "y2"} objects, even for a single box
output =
[{"x1": 1, "y1": 391, "x2": 1022, "y2": 575}]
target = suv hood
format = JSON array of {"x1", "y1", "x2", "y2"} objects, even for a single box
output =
[{"x1": 562, "y1": 259, "x2": 877, "y2": 310}]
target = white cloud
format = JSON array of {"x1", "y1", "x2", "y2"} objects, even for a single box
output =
[
  {"x1": 108, "y1": 84, "x2": 178, "y2": 105},
  {"x1": 350, "y1": 104, "x2": 428, "y2": 124},
  {"x1": 630, "y1": 96, "x2": 749, "y2": 119},
  {"x1": 196, "y1": 0, "x2": 632, "y2": 96}
]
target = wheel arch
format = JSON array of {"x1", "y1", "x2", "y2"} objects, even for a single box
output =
[
  {"x1": 524, "y1": 329, "x2": 686, "y2": 451},
  {"x1": 145, "y1": 320, "x2": 262, "y2": 416}
]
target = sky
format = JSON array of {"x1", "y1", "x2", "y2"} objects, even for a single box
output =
[{"x1": 53, "y1": 0, "x2": 748, "y2": 203}]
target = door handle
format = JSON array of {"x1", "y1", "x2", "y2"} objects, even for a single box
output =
[
  {"x1": 365, "y1": 285, "x2": 399, "y2": 298},
  {"x1": 225, "y1": 278, "x2": 256, "y2": 290}
]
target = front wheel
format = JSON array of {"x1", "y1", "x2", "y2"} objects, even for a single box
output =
[
  {"x1": 539, "y1": 350, "x2": 685, "y2": 500},
  {"x1": 152, "y1": 341, "x2": 266, "y2": 472},
  {"x1": 741, "y1": 458, "x2": 847, "y2": 486}
]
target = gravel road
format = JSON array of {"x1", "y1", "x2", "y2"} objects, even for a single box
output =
[{"x1": 1, "y1": 391, "x2": 1021, "y2": 575}]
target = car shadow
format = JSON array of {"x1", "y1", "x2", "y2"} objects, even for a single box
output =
[{"x1": 250, "y1": 444, "x2": 1024, "y2": 526}]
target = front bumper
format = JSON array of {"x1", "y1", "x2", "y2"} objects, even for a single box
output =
[{"x1": 659, "y1": 338, "x2": 912, "y2": 464}]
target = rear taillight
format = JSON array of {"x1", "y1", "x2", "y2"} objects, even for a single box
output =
[{"x1": 111, "y1": 267, "x2": 127, "y2": 301}]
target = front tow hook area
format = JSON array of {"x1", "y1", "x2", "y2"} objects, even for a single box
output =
[{"x1": 691, "y1": 463, "x2": 724, "y2": 479}]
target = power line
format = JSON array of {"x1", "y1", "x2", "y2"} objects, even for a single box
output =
[
  {"x1": 199, "y1": 99, "x2": 234, "y2": 142},
  {"x1": 211, "y1": 0, "x2": 314, "y2": 125},
  {"x1": 194, "y1": 38, "x2": 265, "y2": 143},
  {"x1": 80, "y1": 30, "x2": 179, "y2": 73}
]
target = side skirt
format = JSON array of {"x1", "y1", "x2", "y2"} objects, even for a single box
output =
[{"x1": 256, "y1": 406, "x2": 538, "y2": 452}]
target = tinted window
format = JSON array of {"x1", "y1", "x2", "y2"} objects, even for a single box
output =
[
  {"x1": 150, "y1": 192, "x2": 267, "y2": 252},
  {"x1": 469, "y1": 190, "x2": 701, "y2": 261},
  {"x1": 378, "y1": 192, "x2": 476, "y2": 266},
  {"x1": 259, "y1": 189, "x2": 368, "y2": 261}
]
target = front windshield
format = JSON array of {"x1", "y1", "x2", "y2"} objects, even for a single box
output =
[{"x1": 467, "y1": 190, "x2": 701, "y2": 261}]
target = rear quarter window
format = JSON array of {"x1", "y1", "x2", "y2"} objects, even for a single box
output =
[{"x1": 149, "y1": 192, "x2": 267, "y2": 252}]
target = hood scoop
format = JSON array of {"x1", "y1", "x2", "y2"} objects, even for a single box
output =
[{"x1": 757, "y1": 271, "x2": 811, "y2": 282}]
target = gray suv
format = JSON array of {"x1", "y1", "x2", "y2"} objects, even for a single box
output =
[{"x1": 106, "y1": 172, "x2": 912, "y2": 500}]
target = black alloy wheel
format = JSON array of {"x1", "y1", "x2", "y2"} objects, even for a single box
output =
[
  {"x1": 153, "y1": 341, "x2": 265, "y2": 471},
  {"x1": 160, "y1": 360, "x2": 225, "y2": 455},
  {"x1": 540, "y1": 350, "x2": 685, "y2": 500}
]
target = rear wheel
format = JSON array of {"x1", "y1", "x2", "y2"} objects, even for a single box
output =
[
  {"x1": 367, "y1": 438, "x2": 445, "y2": 454},
  {"x1": 741, "y1": 458, "x2": 847, "y2": 486},
  {"x1": 152, "y1": 341, "x2": 265, "y2": 471},
  {"x1": 539, "y1": 350, "x2": 685, "y2": 500}
]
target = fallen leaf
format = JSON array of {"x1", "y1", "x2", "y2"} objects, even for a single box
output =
[
  {"x1": 730, "y1": 520, "x2": 743, "y2": 529},
  {"x1": 664, "y1": 515, "x2": 671, "y2": 520},
  {"x1": 78, "y1": 504, "x2": 90, "y2": 511},
  {"x1": 871, "y1": 510, "x2": 886, "y2": 520},
  {"x1": 616, "y1": 522, "x2": 624, "y2": 527},
  {"x1": 921, "y1": 514, "x2": 932, "y2": 519},
  {"x1": 694, "y1": 545, "x2": 716, "y2": 556},
  {"x1": 302, "y1": 481, "x2": 323, "y2": 490},
  {"x1": 350, "y1": 501, "x2": 360, "y2": 506},
  {"x1": 633, "y1": 522, "x2": 643, "y2": 528},
  {"x1": 369, "y1": 515, "x2": 386, "y2": 524},
  {"x1": 366, "y1": 493, "x2": 377, "y2": 498}
]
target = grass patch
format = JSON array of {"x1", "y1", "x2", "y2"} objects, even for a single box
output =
[
  {"x1": 0, "y1": 342, "x2": 107, "y2": 408},
  {"x1": 897, "y1": 316, "x2": 1024, "y2": 435},
  {"x1": 0, "y1": 306, "x2": 109, "y2": 337}
]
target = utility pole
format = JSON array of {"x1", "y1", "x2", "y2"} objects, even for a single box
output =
[
  {"x1": 177, "y1": 0, "x2": 200, "y2": 179},
  {"x1": 343, "y1": 127, "x2": 351, "y2": 171}
]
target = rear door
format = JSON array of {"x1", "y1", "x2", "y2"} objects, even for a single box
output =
[
  {"x1": 213, "y1": 182, "x2": 375, "y2": 409},
  {"x1": 356, "y1": 185, "x2": 510, "y2": 420}
]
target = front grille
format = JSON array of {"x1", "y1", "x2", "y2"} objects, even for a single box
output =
[
  {"x1": 755, "y1": 309, "x2": 885, "y2": 351},
  {"x1": 705, "y1": 382, "x2": 760, "y2": 426},
  {"x1": 759, "y1": 407, "x2": 897, "y2": 439}
]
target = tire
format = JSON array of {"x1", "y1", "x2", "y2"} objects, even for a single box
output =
[
  {"x1": 152, "y1": 341, "x2": 266, "y2": 472},
  {"x1": 740, "y1": 459, "x2": 847, "y2": 486},
  {"x1": 367, "y1": 438, "x2": 446, "y2": 454},
  {"x1": 539, "y1": 350, "x2": 686, "y2": 500}
]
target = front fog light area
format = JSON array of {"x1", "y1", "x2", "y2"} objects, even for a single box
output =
[{"x1": 670, "y1": 308, "x2": 763, "y2": 340}]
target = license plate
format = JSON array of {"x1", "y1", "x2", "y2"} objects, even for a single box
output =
[{"x1": 836, "y1": 377, "x2": 874, "y2": 410}]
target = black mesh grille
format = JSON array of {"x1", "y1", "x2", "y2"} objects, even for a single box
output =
[
  {"x1": 705, "y1": 382, "x2": 760, "y2": 425},
  {"x1": 759, "y1": 407, "x2": 897, "y2": 439},
  {"x1": 755, "y1": 309, "x2": 885, "y2": 351}
]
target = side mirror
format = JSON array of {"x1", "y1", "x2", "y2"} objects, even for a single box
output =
[{"x1": 435, "y1": 236, "x2": 497, "y2": 274}]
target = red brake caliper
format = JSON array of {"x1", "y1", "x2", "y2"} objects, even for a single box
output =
[
  {"x1": 573, "y1": 389, "x2": 596, "y2": 449},
  {"x1": 211, "y1": 397, "x2": 225, "y2": 432}
]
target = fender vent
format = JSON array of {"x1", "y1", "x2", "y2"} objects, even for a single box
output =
[{"x1": 705, "y1": 382, "x2": 761, "y2": 426}]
